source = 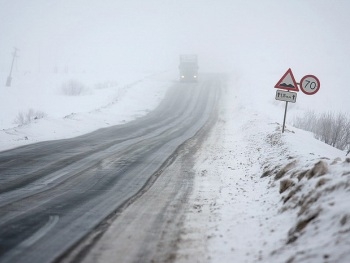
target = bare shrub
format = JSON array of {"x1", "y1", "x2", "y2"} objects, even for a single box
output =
[
  {"x1": 294, "y1": 111, "x2": 350, "y2": 152},
  {"x1": 14, "y1": 109, "x2": 47, "y2": 126},
  {"x1": 61, "y1": 79, "x2": 87, "y2": 96},
  {"x1": 331, "y1": 112, "x2": 348, "y2": 149},
  {"x1": 294, "y1": 110, "x2": 318, "y2": 133}
]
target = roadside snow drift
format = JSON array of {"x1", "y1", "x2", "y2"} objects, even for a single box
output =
[{"x1": 175, "y1": 75, "x2": 350, "y2": 263}]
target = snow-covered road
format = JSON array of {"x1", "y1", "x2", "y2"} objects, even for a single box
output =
[{"x1": 0, "y1": 73, "x2": 221, "y2": 263}]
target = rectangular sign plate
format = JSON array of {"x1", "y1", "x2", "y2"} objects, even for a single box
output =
[{"x1": 275, "y1": 90, "x2": 297, "y2": 103}]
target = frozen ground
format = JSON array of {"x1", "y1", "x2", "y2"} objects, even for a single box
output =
[
  {"x1": 0, "y1": 71, "x2": 349, "y2": 263},
  {"x1": 175, "y1": 75, "x2": 350, "y2": 263}
]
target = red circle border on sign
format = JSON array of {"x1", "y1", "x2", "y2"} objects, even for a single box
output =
[{"x1": 300, "y1": 75, "x2": 320, "y2": 95}]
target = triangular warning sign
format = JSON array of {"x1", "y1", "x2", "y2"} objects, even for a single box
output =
[{"x1": 274, "y1": 68, "x2": 299, "y2": 91}]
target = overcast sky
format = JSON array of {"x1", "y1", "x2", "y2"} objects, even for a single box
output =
[{"x1": 1, "y1": 0, "x2": 349, "y2": 111}]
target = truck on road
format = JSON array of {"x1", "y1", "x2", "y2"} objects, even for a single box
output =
[{"x1": 179, "y1": 54, "x2": 198, "y2": 82}]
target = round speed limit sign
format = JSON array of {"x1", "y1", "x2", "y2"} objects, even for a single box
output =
[{"x1": 300, "y1": 75, "x2": 320, "y2": 95}]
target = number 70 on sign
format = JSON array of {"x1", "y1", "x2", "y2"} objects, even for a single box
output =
[{"x1": 300, "y1": 75, "x2": 320, "y2": 95}]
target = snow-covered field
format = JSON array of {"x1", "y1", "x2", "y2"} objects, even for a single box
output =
[
  {"x1": 1, "y1": 69, "x2": 349, "y2": 262},
  {"x1": 0, "y1": 70, "x2": 169, "y2": 151}
]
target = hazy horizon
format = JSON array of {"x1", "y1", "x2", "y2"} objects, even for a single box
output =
[{"x1": 1, "y1": 0, "x2": 349, "y2": 112}]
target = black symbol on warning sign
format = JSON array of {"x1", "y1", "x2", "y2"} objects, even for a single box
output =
[{"x1": 279, "y1": 83, "x2": 295, "y2": 88}]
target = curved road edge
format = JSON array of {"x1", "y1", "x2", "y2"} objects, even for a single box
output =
[{"x1": 57, "y1": 75, "x2": 225, "y2": 263}]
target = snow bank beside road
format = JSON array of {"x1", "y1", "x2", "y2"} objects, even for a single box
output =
[
  {"x1": 175, "y1": 75, "x2": 350, "y2": 263},
  {"x1": 262, "y1": 128, "x2": 350, "y2": 263}
]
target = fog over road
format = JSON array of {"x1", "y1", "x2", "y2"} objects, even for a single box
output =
[{"x1": 0, "y1": 75, "x2": 222, "y2": 263}]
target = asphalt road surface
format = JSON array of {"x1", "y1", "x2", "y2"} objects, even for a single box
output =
[{"x1": 0, "y1": 75, "x2": 222, "y2": 263}]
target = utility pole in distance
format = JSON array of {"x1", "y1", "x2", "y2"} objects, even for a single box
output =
[{"x1": 6, "y1": 47, "x2": 19, "y2": 87}]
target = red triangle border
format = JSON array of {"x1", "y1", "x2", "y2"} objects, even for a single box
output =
[{"x1": 274, "y1": 68, "x2": 299, "y2": 92}]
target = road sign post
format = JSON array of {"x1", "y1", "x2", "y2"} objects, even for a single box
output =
[
  {"x1": 274, "y1": 69, "x2": 320, "y2": 133},
  {"x1": 282, "y1": 102, "x2": 288, "y2": 133},
  {"x1": 275, "y1": 90, "x2": 297, "y2": 133},
  {"x1": 274, "y1": 69, "x2": 299, "y2": 133}
]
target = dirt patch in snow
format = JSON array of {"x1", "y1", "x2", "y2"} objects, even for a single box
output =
[{"x1": 262, "y1": 128, "x2": 350, "y2": 263}]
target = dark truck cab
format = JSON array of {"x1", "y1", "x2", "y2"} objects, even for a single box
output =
[{"x1": 179, "y1": 54, "x2": 198, "y2": 82}]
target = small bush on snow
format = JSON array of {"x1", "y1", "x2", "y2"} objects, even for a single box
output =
[
  {"x1": 294, "y1": 110, "x2": 350, "y2": 152},
  {"x1": 14, "y1": 109, "x2": 47, "y2": 126},
  {"x1": 61, "y1": 79, "x2": 87, "y2": 96}
]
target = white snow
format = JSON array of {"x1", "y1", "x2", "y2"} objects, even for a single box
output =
[
  {"x1": 1, "y1": 0, "x2": 350, "y2": 262},
  {"x1": 1, "y1": 68, "x2": 349, "y2": 262},
  {"x1": 0, "y1": 70, "x2": 169, "y2": 151},
  {"x1": 175, "y1": 75, "x2": 350, "y2": 263}
]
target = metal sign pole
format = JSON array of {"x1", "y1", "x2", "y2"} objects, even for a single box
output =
[
  {"x1": 282, "y1": 101, "x2": 288, "y2": 133},
  {"x1": 274, "y1": 68, "x2": 320, "y2": 134},
  {"x1": 6, "y1": 48, "x2": 18, "y2": 87}
]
